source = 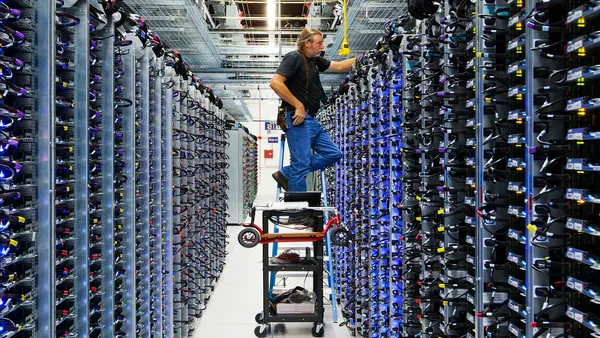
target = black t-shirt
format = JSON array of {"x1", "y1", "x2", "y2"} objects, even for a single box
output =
[{"x1": 275, "y1": 50, "x2": 331, "y2": 115}]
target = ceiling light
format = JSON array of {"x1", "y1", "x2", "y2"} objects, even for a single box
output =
[{"x1": 267, "y1": 0, "x2": 276, "y2": 30}]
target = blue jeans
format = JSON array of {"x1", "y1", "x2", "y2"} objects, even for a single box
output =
[{"x1": 280, "y1": 111, "x2": 342, "y2": 191}]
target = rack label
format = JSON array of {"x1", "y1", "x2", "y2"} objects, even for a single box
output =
[
  {"x1": 567, "y1": 132, "x2": 583, "y2": 141},
  {"x1": 567, "y1": 100, "x2": 583, "y2": 111},
  {"x1": 571, "y1": 280, "x2": 584, "y2": 292},
  {"x1": 509, "y1": 324, "x2": 522, "y2": 337},
  {"x1": 508, "y1": 14, "x2": 519, "y2": 27},
  {"x1": 483, "y1": 292, "x2": 508, "y2": 304},
  {"x1": 567, "y1": 70, "x2": 583, "y2": 82},
  {"x1": 567, "y1": 218, "x2": 584, "y2": 231},
  {"x1": 567, "y1": 9, "x2": 583, "y2": 23},
  {"x1": 467, "y1": 313, "x2": 474, "y2": 323}
]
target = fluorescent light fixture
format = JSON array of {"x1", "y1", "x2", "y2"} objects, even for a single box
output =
[{"x1": 267, "y1": 0, "x2": 276, "y2": 29}]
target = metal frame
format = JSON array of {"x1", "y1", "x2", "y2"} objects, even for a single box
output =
[
  {"x1": 475, "y1": 1, "x2": 486, "y2": 335},
  {"x1": 73, "y1": 2, "x2": 90, "y2": 337},
  {"x1": 36, "y1": 1, "x2": 56, "y2": 336},
  {"x1": 178, "y1": 79, "x2": 190, "y2": 338},
  {"x1": 151, "y1": 55, "x2": 164, "y2": 338},
  {"x1": 122, "y1": 39, "x2": 138, "y2": 338},
  {"x1": 163, "y1": 67, "x2": 175, "y2": 338},
  {"x1": 101, "y1": 17, "x2": 117, "y2": 338},
  {"x1": 524, "y1": 0, "x2": 537, "y2": 334},
  {"x1": 171, "y1": 73, "x2": 182, "y2": 338},
  {"x1": 139, "y1": 46, "x2": 152, "y2": 338}
]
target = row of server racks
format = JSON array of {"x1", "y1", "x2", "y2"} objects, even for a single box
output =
[
  {"x1": 0, "y1": 1, "x2": 230, "y2": 337},
  {"x1": 324, "y1": 0, "x2": 600, "y2": 337}
]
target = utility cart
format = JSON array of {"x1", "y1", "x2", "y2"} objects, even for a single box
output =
[{"x1": 246, "y1": 204, "x2": 344, "y2": 338}]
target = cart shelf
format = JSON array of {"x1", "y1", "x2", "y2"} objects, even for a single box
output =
[{"x1": 267, "y1": 263, "x2": 320, "y2": 272}]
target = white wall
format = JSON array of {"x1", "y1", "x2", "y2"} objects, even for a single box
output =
[{"x1": 242, "y1": 99, "x2": 290, "y2": 198}]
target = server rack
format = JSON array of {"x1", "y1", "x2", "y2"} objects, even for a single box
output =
[
  {"x1": 323, "y1": 41, "x2": 404, "y2": 337},
  {"x1": 0, "y1": 2, "x2": 233, "y2": 337},
  {"x1": 169, "y1": 66, "x2": 229, "y2": 338},
  {"x1": 225, "y1": 127, "x2": 258, "y2": 225},
  {"x1": 323, "y1": 0, "x2": 600, "y2": 335}
]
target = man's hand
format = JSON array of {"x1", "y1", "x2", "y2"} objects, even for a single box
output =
[
  {"x1": 292, "y1": 106, "x2": 306, "y2": 125},
  {"x1": 327, "y1": 56, "x2": 358, "y2": 73}
]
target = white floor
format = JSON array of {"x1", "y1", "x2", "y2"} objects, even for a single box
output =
[{"x1": 191, "y1": 171, "x2": 352, "y2": 338}]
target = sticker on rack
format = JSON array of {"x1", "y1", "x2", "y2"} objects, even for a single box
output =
[
  {"x1": 566, "y1": 99, "x2": 583, "y2": 111},
  {"x1": 567, "y1": 38, "x2": 584, "y2": 53},
  {"x1": 483, "y1": 292, "x2": 508, "y2": 304},
  {"x1": 509, "y1": 324, "x2": 524, "y2": 337},
  {"x1": 566, "y1": 277, "x2": 584, "y2": 292},
  {"x1": 567, "y1": 69, "x2": 584, "y2": 82},
  {"x1": 567, "y1": 8, "x2": 584, "y2": 24},
  {"x1": 466, "y1": 255, "x2": 474, "y2": 264},
  {"x1": 508, "y1": 14, "x2": 519, "y2": 27},
  {"x1": 483, "y1": 318, "x2": 508, "y2": 327},
  {"x1": 567, "y1": 218, "x2": 584, "y2": 231},
  {"x1": 466, "y1": 313, "x2": 474, "y2": 324}
]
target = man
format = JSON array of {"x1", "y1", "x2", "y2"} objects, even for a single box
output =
[{"x1": 270, "y1": 28, "x2": 356, "y2": 192}]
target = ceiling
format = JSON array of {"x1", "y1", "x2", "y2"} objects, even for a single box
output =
[{"x1": 124, "y1": 0, "x2": 407, "y2": 122}]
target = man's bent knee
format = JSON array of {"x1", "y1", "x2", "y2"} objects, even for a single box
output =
[{"x1": 333, "y1": 150, "x2": 342, "y2": 162}]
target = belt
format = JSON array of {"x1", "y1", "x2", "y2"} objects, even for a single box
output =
[{"x1": 283, "y1": 107, "x2": 316, "y2": 117}]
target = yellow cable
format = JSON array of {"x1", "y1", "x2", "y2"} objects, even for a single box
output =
[{"x1": 338, "y1": 0, "x2": 350, "y2": 56}]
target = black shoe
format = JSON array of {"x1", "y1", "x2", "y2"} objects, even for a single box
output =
[{"x1": 272, "y1": 171, "x2": 289, "y2": 191}]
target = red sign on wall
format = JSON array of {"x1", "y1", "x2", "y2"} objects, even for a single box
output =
[{"x1": 264, "y1": 150, "x2": 273, "y2": 159}]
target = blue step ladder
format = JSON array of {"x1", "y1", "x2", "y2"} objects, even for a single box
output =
[{"x1": 270, "y1": 134, "x2": 339, "y2": 323}]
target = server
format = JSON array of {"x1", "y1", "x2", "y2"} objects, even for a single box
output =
[{"x1": 322, "y1": 0, "x2": 599, "y2": 337}]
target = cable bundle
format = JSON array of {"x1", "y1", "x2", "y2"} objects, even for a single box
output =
[{"x1": 408, "y1": 0, "x2": 440, "y2": 20}]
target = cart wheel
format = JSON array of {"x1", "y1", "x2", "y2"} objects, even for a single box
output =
[
  {"x1": 238, "y1": 228, "x2": 261, "y2": 248},
  {"x1": 254, "y1": 312, "x2": 263, "y2": 324},
  {"x1": 254, "y1": 325, "x2": 268, "y2": 337},
  {"x1": 330, "y1": 227, "x2": 350, "y2": 246},
  {"x1": 312, "y1": 324, "x2": 325, "y2": 337}
]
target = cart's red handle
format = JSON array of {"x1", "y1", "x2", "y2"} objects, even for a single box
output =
[
  {"x1": 323, "y1": 214, "x2": 340, "y2": 234},
  {"x1": 241, "y1": 222, "x2": 263, "y2": 235},
  {"x1": 259, "y1": 237, "x2": 323, "y2": 245}
]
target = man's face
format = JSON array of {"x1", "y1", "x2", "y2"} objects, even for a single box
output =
[{"x1": 306, "y1": 34, "x2": 325, "y2": 57}]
